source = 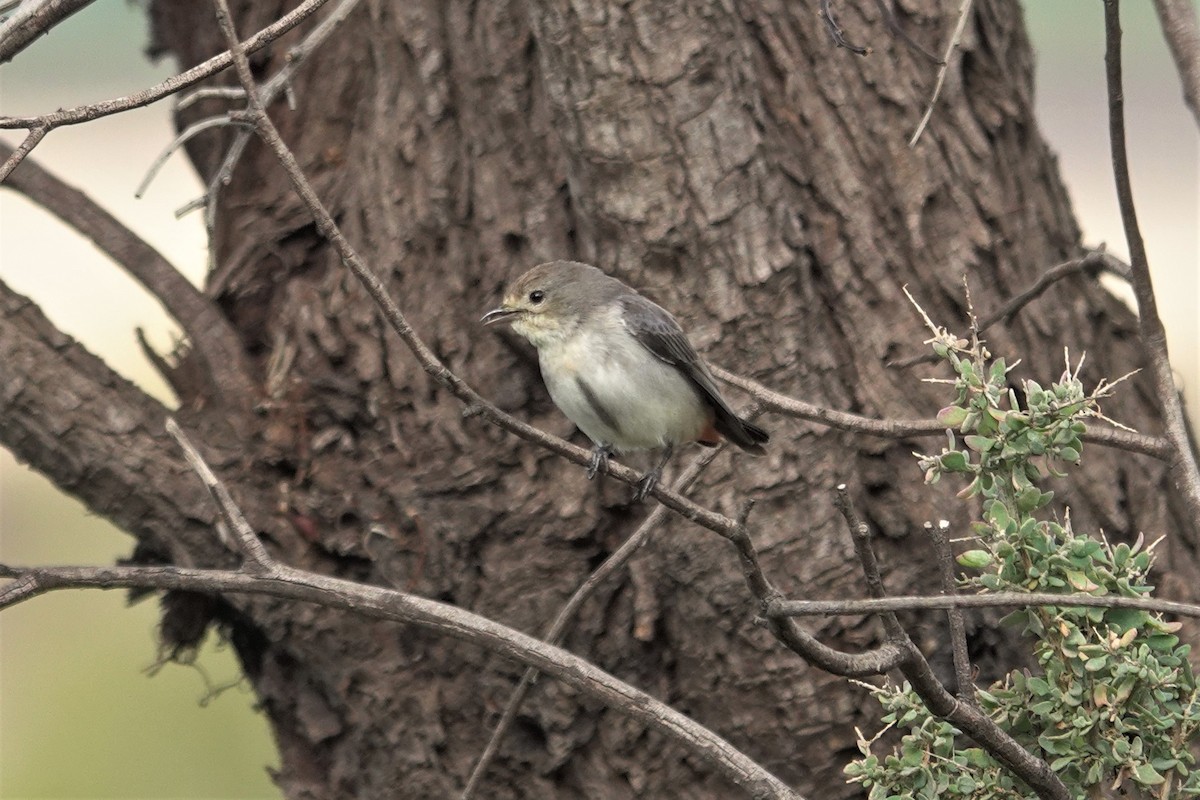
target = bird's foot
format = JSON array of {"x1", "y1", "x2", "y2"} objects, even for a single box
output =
[
  {"x1": 633, "y1": 468, "x2": 661, "y2": 502},
  {"x1": 587, "y1": 444, "x2": 614, "y2": 480}
]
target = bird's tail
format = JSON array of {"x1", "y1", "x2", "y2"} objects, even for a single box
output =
[{"x1": 714, "y1": 411, "x2": 769, "y2": 455}]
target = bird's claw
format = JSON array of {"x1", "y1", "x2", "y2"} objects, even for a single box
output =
[
  {"x1": 633, "y1": 469, "x2": 661, "y2": 502},
  {"x1": 587, "y1": 444, "x2": 613, "y2": 480}
]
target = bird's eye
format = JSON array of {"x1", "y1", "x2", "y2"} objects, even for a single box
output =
[{"x1": 528, "y1": 290, "x2": 545, "y2": 304}]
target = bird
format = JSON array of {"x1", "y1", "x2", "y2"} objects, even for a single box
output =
[{"x1": 482, "y1": 260, "x2": 767, "y2": 500}]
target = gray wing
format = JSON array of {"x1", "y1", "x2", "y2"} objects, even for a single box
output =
[
  {"x1": 619, "y1": 293, "x2": 768, "y2": 452},
  {"x1": 618, "y1": 294, "x2": 733, "y2": 414}
]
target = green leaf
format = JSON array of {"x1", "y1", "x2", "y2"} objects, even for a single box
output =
[
  {"x1": 1066, "y1": 570, "x2": 1099, "y2": 592},
  {"x1": 986, "y1": 500, "x2": 1009, "y2": 529},
  {"x1": 964, "y1": 435, "x2": 994, "y2": 453},
  {"x1": 937, "y1": 405, "x2": 969, "y2": 427},
  {"x1": 957, "y1": 550, "x2": 993, "y2": 569},
  {"x1": 1133, "y1": 763, "x2": 1167, "y2": 786},
  {"x1": 940, "y1": 450, "x2": 968, "y2": 471}
]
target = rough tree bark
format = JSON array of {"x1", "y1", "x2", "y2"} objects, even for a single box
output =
[{"x1": 2, "y1": 0, "x2": 1192, "y2": 798}]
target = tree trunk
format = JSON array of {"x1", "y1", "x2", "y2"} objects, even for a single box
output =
[{"x1": 6, "y1": 0, "x2": 1189, "y2": 797}]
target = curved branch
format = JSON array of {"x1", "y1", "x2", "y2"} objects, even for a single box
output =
[
  {"x1": 0, "y1": 142, "x2": 257, "y2": 408},
  {"x1": 0, "y1": 560, "x2": 804, "y2": 800}
]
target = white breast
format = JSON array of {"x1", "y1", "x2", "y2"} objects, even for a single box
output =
[{"x1": 537, "y1": 307, "x2": 708, "y2": 452}]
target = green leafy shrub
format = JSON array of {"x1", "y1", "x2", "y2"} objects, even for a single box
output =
[{"x1": 844, "y1": 314, "x2": 1200, "y2": 799}]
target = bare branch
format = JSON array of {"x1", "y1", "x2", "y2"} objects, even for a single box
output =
[
  {"x1": 710, "y1": 364, "x2": 1171, "y2": 460},
  {"x1": 1154, "y1": 0, "x2": 1200, "y2": 130},
  {"x1": 135, "y1": 116, "x2": 255, "y2": 199},
  {"x1": 1104, "y1": 0, "x2": 1200, "y2": 529},
  {"x1": 0, "y1": 560, "x2": 803, "y2": 800},
  {"x1": 0, "y1": 125, "x2": 46, "y2": 182},
  {"x1": 889, "y1": 249, "x2": 1132, "y2": 370},
  {"x1": 0, "y1": 142, "x2": 257, "y2": 408},
  {"x1": 768, "y1": 590, "x2": 1200, "y2": 620},
  {"x1": 909, "y1": 0, "x2": 973, "y2": 147},
  {"x1": 165, "y1": 418, "x2": 274, "y2": 573},
  {"x1": 0, "y1": 0, "x2": 93, "y2": 64}
]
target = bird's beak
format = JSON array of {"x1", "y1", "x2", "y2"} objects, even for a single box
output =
[{"x1": 481, "y1": 306, "x2": 520, "y2": 326}]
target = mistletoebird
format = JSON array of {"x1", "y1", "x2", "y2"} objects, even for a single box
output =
[{"x1": 482, "y1": 261, "x2": 768, "y2": 499}]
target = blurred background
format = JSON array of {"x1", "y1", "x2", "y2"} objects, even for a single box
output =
[{"x1": 0, "y1": 1, "x2": 1195, "y2": 797}]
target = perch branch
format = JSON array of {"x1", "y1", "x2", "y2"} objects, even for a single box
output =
[
  {"x1": 1104, "y1": 0, "x2": 1200, "y2": 529},
  {"x1": 206, "y1": 0, "x2": 742, "y2": 535}
]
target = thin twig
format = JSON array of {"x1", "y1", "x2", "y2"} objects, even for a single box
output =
[
  {"x1": 1104, "y1": 0, "x2": 1200, "y2": 530},
  {"x1": 1153, "y1": 0, "x2": 1200, "y2": 130},
  {"x1": 0, "y1": 0, "x2": 334, "y2": 132},
  {"x1": 926, "y1": 520, "x2": 975, "y2": 705},
  {"x1": 909, "y1": 0, "x2": 973, "y2": 146},
  {"x1": 166, "y1": 0, "x2": 364, "y2": 220},
  {"x1": 165, "y1": 418, "x2": 275, "y2": 573},
  {"x1": 768, "y1": 590, "x2": 1200, "y2": 619},
  {"x1": 889, "y1": 249, "x2": 1132, "y2": 370},
  {"x1": 135, "y1": 117, "x2": 254, "y2": 199},
  {"x1": 0, "y1": 125, "x2": 46, "y2": 182},
  {"x1": 462, "y1": 446, "x2": 724, "y2": 799},
  {"x1": 0, "y1": 560, "x2": 802, "y2": 800},
  {"x1": 709, "y1": 364, "x2": 1170, "y2": 460}
]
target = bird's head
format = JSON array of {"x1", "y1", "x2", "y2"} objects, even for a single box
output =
[{"x1": 482, "y1": 261, "x2": 615, "y2": 348}]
